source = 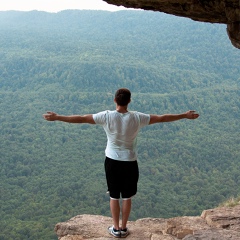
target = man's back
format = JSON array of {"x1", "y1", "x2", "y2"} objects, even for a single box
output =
[{"x1": 93, "y1": 110, "x2": 150, "y2": 161}]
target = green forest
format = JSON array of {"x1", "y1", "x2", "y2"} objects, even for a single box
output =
[{"x1": 0, "y1": 10, "x2": 239, "y2": 240}]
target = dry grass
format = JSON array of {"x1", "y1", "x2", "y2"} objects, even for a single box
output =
[{"x1": 219, "y1": 196, "x2": 240, "y2": 207}]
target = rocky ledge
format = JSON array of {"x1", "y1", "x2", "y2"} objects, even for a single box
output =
[
  {"x1": 55, "y1": 205, "x2": 240, "y2": 239},
  {"x1": 103, "y1": 0, "x2": 240, "y2": 49}
]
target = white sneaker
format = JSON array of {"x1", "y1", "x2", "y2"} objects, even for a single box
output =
[
  {"x1": 121, "y1": 228, "x2": 129, "y2": 238},
  {"x1": 108, "y1": 226, "x2": 121, "y2": 238}
]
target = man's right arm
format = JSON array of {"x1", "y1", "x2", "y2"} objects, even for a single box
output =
[{"x1": 43, "y1": 111, "x2": 95, "y2": 124}]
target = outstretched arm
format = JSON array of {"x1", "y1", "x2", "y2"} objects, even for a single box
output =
[
  {"x1": 149, "y1": 110, "x2": 199, "y2": 125},
  {"x1": 43, "y1": 111, "x2": 95, "y2": 124}
]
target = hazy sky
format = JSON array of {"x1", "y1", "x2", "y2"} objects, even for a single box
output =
[{"x1": 0, "y1": 0, "x2": 127, "y2": 12}]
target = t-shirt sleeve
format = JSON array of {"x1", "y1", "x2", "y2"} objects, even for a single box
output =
[
  {"x1": 92, "y1": 110, "x2": 108, "y2": 125},
  {"x1": 137, "y1": 112, "x2": 150, "y2": 127}
]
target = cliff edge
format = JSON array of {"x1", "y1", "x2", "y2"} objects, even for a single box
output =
[{"x1": 55, "y1": 205, "x2": 240, "y2": 239}]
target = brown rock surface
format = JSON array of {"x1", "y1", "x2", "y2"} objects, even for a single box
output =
[
  {"x1": 201, "y1": 205, "x2": 240, "y2": 231},
  {"x1": 55, "y1": 205, "x2": 240, "y2": 240},
  {"x1": 103, "y1": 0, "x2": 240, "y2": 49}
]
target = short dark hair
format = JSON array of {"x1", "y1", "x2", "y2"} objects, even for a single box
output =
[{"x1": 115, "y1": 88, "x2": 131, "y2": 106}]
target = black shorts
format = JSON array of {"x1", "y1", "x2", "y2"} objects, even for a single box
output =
[{"x1": 105, "y1": 157, "x2": 139, "y2": 199}]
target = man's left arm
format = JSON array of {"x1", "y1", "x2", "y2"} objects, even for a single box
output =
[{"x1": 149, "y1": 110, "x2": 199, "y2": 125}]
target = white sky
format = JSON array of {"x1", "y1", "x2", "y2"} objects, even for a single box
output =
[{"x1": 0, "y1": 0, "x2": 127, "y2": 12}]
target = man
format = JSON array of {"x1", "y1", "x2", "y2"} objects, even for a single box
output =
[{"x1": 43, "y1": 88, "x2": 199, "y2": 238}]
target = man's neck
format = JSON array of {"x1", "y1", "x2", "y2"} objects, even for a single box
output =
[{"x1": 116, "y1": 105, "x2": 128, "y2": 113}]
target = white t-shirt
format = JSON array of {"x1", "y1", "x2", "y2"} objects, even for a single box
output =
[{"x1": 93, "y1": 110, "x2": 150, "y2": 161}]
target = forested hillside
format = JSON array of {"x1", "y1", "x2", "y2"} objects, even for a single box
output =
[{"x1": 0, "y1": 10, "x2": 239, "y2": 240}]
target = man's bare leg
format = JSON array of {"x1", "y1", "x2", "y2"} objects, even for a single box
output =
[
  {"x1": 110, "y1": 198, "x2": 120, "y2": 230},
  {"x1": 121, "y1": 198, "x2": 131, "y2": 229}
]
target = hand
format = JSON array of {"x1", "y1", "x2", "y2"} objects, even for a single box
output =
[
  {"x1": 43, "y1": 111, "x2": 58, "y2": 121},
  {"x1": 185, "y1": 110, "x2": 199, "y2": 120}
]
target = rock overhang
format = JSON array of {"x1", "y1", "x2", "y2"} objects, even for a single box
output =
[{"x1": 103, "y1": 0, "x2": 240, "y2": 49}]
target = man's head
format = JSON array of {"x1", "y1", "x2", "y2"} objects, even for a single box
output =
[{"x1": 114, "y1": 88, "x2": 131, "y2": 106}]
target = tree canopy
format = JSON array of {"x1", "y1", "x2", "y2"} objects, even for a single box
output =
[{"x1": 0, "y1": 10, "x2": 239, "y2": 240}]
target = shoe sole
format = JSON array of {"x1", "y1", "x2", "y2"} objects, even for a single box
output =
[{"x1": 121, "y1": 233, "x2": 129, "y2": 238}]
